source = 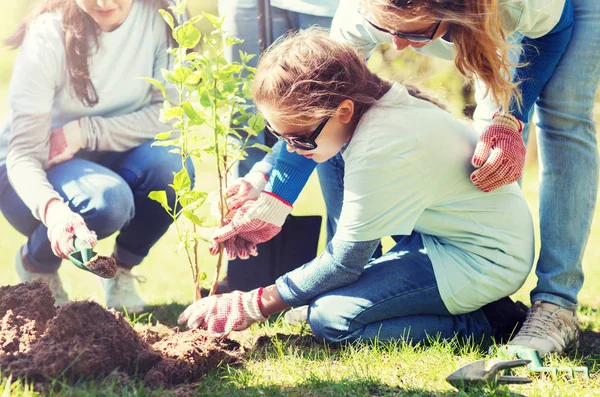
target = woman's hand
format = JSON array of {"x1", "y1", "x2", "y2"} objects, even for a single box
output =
[
  {"x1": 44, "y1": 199, "x2": 97, "y2": 259},
  {"x1": 209, "y1": 192, "x2": 292, "y2": 260},
  {"x1": 178, "y1": 288, "x2": 267, "y2": 336},
  {"x1": 471, "y1": 112, "x2": 526, "y2": 192},
  {"x1": 47, "y1": 120, "x2": 84, "y2": 168}
]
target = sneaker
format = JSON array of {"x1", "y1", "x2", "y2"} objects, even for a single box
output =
[
  {"x1": 507, "y1": 301, "x2": 579, "y2": 357},
  {"x1": 104, "y1": 267, "x2": 146, "y2": 313},
  {"x1": 481, "y1": 296, "x2": 528, "y2": 343},
  {"x1": 14, "y1": 245, "x2": 69, "y2": 306},
  {"x1": 283, "y1": 305, "x2": 309, "y2": 326}
]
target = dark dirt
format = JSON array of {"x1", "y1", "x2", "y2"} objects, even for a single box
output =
[
  {"x1": 86, "y1": 255, "x2": 117, "y2": 278},
  {"x1": 0, "y1": 280, "x2": 56, "y2": 356},
  {"x1": 0, "y1": 281, "x2": 244, "y2": 388}
]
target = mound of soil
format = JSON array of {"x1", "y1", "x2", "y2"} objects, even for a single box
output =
[
  {"x1": 0, "y1": 281, "x2": 243, "y2": 387},
  {"x1": 0, "y1": 280, "x2": 56, "y2": 356},
  {"x1": 145, "y1": 330, "x2": 241, "y2": 385}
]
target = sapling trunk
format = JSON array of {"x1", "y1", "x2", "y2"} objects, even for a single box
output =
[{"x1": 149, "y1": 3, "x2": 266, "y2": 305}]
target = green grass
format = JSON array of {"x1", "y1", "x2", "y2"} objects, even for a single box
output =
[{"x1": 0, "y1": 158, "x2": 599, "y2": 396}]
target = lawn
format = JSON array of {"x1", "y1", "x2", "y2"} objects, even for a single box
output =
[{"x1": 0, "y1": 1, "x2": 599, "y2": 396}]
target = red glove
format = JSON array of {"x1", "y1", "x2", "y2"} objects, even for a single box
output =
[
  {"x1": 471, "y1": 112, "x2": 525, "y2": 192},
  {"x1": 209, "y1": 192, "x2": 292, "y2": 260},
  {"x1": 177, "y1": 288, "x2": 267, "y2": 336},
  {"x1": 44, "y1": 199, "x2": 97, "y2": 259},
  {"x1": 47, "y1": 120, "x2": 84, "y2": 168}
]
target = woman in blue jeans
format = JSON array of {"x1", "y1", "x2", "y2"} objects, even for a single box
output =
[
  {"x1": 0, "y1": 0, "x2": 193, "y2": 312},
  {"x1": 179, "y1": 30, "x2": 534, "y2": 344},
  {"x1": 212, "y1": 0, "x2": 599, "y2": 356}
]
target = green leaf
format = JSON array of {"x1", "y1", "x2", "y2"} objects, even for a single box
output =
[
  {"x1": 232, "y1": 114, "x2": 250, "y2": 125},
  {"x1": 202, "y1": 12, "x2": 223, "y2": 29},
  {"x1": 172, "y1": 0, "x2": 188, "y2": 19},
  {"x1": 249, "y1": 143, "x2": 273, "y2": 153},
  {"x1": 148, "y1": 191, "x2": 172, "y2": 212},
  {"x1": 172, "y1": 66, "x2": 191, "y2": 83},
  {"x1": 159, "y1": 9, "x2": 174, "y2": 30},
  {"x1": 225, "y1": 35, "x2": 244, "y2": 46},
  {"x1": 138, "y1": 77, "x2": 166, "y2": 98},
  {"x1": 183, "y1": 210, "x2": 204, "y2": 226},
  {"x1": 161, "y1": 68, "x2": 177, "y2": 84},
  {"x1": 199, "y1": 90, "x2": 212, "y2": 108},
  {"x1": 174, "y1": 24, "x2": 201, "y2": 49},
  {"x1": 248, "y1": 113, "x2": 266, "y2": 133},
  {"x1": 181, "y1": 101, "x2": 205, "y2": 124},
  {"x1": 187, "y1": 14, "x2": 203, "y2": 26},
  {"x1": 151, "y1": 138, "x2": 178, "y2": 147},
  {"x1": 172, "y1": 167, "x2": 192, "y2": 192},
  {"x1": 185, "y1": 72, "x2": 202, "y2": 86},
  {"x1": 241, "y1": 82, "x2": 252, "y2": 98},
  {"x1": 161, "y1": 106, "x2": 184, "y2": 121},
  {"x1": 155, "y1": 131, "x2": 171, "y2": 140}
]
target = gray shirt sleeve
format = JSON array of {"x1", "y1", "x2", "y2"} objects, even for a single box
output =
[
  {"x1": 6, "y1": 111, "x2": 62, "y2": 221},
  {"x1": 275, "y1": 237, "x2": 380, "y2": 307},
  {"x1": 5, "y1": 15, "x2": 65, "y2": 222},
  {"x1": 80, "y1": 14, "x2": 177, "y2": 152}
]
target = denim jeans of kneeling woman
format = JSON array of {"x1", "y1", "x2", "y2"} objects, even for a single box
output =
[{"x1": 0, "y1": 141, "x2": 195, "y2": 272}]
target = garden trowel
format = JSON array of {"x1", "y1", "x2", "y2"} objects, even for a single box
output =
[
  {"x1": 68, "y1": 238, "x2": 117, "y2": 279},
  {"x1": 446, "y1": 358, "x2": 532, "y2": 389}
]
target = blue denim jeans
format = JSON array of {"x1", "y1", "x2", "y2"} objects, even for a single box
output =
[
  {"x1": 308, "y1": 232, "x2": 492, "y2": 343},
  {"x1": 0, "y1": 141, "x2": 194, "y2": 272},
  {"x1": 474, "y1": 0, "x2": 600, "y2": 310},
  {"x1": 218, "y1": 1, "x2": 334, "y2": 176}
]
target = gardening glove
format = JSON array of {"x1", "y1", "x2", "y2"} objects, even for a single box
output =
[
  {"x1": 209, "y1": 236, "x2": 258, "y2": 260},
  {"x1": 178, "y1": 288, "x2": 267, "y2": 336},
  {"x1": 210, "y1": 171, "x2": 268, "y2": 222},
  {"x1": 44, "y1": 199, "x2": 97, "y2": 259},
  {"x1": 47, "y1": 120, "x2": 84, "y2": 168},
  {"x1": 209, "y1": 192, "x2": 292, "y2": 260},
  {"x1": 470, "y1": 112, "x2": 525, "y2": 192}
]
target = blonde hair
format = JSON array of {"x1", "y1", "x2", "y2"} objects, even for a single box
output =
[
  {"x1": 363, "y1": 0, "x2": 520, "y2": 110},
  {"x1": 253, "y1": 28, "x2": 392, "y2": 126}
]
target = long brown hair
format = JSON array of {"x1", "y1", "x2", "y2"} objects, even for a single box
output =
[
  {"x1": 364, "y1": 0, "x2": 520, "y2": 111},
  {"x1": 253, "y1": 28, "x2": 392, "y2": 126},
  {"x1": 5, "y1": 0, "x2": 174, "y2": 108}
]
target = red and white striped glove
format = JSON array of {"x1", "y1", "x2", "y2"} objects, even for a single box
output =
[
  {"x1": 470, "y1": 112, "x2": 526, "y2": 192},
  {"x1": 209, "y1": 192, "x2": 292, "y2": 260},
  {"x1": 44, "y1": 199, "x2": 97, "y2": 259},
  {"x1": 210, "y1": 237, "x2": 259, "y2": 260},
  {"x1": 225, "y1": 171, "x2": 269, "y2": 212},
  {"x1": 47, "y1": 120, "x2": 84, "y2": 169},
  {"x1": 177, "y1": 288, "x2": 267, "y2": 336},
  {"x1": 210, "y1": 171, "x2": 268, "y2": 226}
]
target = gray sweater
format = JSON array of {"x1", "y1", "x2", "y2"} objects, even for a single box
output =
[{"x1": 1, "y1": 0, "x2": 176, "y2": 221}]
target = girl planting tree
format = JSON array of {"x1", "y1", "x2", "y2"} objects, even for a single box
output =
[
  {"x1": 179, "y1": 29, "x2": 534, "y2": 343},
  {"x1": 0, "y1": 0, "x2": 193, "y2": 312},
  {"x1": 211, "y1": 0, "x2": 597, "y2": 356}
]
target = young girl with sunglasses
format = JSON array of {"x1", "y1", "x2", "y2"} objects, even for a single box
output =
[
  {"x1": 212, "y1": 0, "x2": 597, "y2": 356},
  {"x1": 0, "y1": 0, "x2": 193, "y2": 312},
  {"x1": 180, "y1": 29, "x2": 534, "y2": 344}
]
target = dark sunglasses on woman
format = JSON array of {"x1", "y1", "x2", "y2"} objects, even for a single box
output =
[{"x1": 363, "y1": 16, "x2": 442, "y2": 42}]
